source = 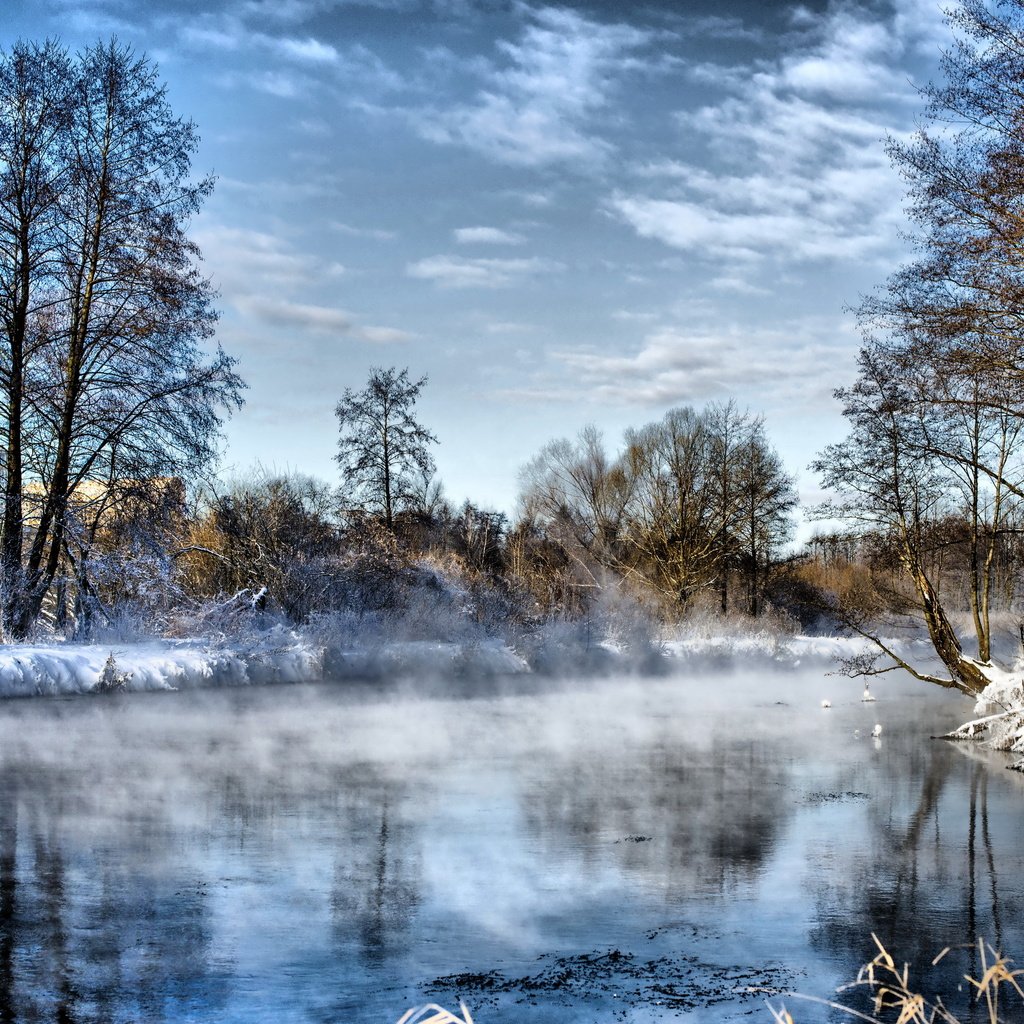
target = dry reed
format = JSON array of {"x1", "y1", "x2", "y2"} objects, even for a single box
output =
[
  {"x1": 769, "y1": 935, "x2": 1024, "y2": 1023},
  {"x1": 395, "y1": 1003, "x2": 473, "y2": 1024}
]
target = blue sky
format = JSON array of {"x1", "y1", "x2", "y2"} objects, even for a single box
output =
[{"x1": 5, "y1": 0, "x2": 951, "y2": 520}]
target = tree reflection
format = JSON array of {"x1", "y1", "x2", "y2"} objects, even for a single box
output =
[
  {"x1": 0, "y1": 782, "x2": 16, "y2": 1024},
  {"x1": 0, "y1": 762, "x2": 223, "y2": 1023},
  {"x1": 330, "y1": 782, "x2": 421, "y2": 966},
  {"x1": 521, "y1": 730, "x2": 792, "y2": 895},
  {"x1": 808, "y1": 744, "x2": 1024, "y2": 1020}
]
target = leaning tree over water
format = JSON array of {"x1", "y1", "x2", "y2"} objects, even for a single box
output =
[{"x1": 815, "y1": 0, "x2": 1024, "y2": 693}]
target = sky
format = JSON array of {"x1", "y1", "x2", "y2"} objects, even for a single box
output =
[{"x1": 4, "y1": 0, "x2": 954, "y2": 526}]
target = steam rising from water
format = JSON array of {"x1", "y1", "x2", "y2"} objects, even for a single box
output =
[{"x1": 0, "y1": 661, "x2": 1019, "y2": 1023}]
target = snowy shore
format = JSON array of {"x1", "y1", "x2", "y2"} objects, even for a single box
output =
[
  {"x1": 1, "y1": 629, "x2": 1021, "y2": 767},
  {"x1": 943, "y1": 667, "x2": 1024, "y2": 770},
  {"x1": 0, "y1": 629, "x2": 934, "y2": 697},
  {"x1": 0, "y1": 630, "x2": 531, "y2": 698}
]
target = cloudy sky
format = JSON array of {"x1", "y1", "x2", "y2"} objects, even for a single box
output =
[{"x1": 6, "y1": 0, "x2": 952, "y2": 521}]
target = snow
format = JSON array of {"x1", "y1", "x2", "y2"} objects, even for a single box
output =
[
  {"x1": 0, "y1": 628, "x2": 911, "y2": 700},
  {"x1": 662, "y1": 630, "x2": 913, "y2": 667},
  {"x1": 0, "y1": 635, "x2": 325, "y2": 697},
  {"x1": 1, "y1": 626, "x2": 1022, "y2": 771},
  {"x1": 0, "y1": 632, "x2": 529, "y2": 698},
  {"x1": 942, "y1": 665, "x2": 1024, "y2": 771}
]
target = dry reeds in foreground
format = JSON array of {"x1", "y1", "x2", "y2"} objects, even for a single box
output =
[
  {"x1": 769, "y1": 935, "x2": 1024, "y2": 1024},
  {"x1": 395, "y1": 1003, "x2": 473, "y2": 1024}
]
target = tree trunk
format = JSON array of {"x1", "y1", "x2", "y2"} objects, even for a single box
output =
[{"x1": 914, "y1": 565, "x2": 989, "y2": 694}]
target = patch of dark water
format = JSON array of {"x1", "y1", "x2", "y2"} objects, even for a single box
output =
[{"x1": 430, "y1": 945, "x2": 799, "y2": 1019}]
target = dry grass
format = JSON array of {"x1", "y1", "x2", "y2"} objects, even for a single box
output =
[
  {"x1": 395, "y1": 1004, "x2": 473, "y2": 1024},
  {"x1": 769, "y1": 935, "x2": 1024, "y2": 1024}
]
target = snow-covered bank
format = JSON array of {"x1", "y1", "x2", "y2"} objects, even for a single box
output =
[
  {"x1": 0, "y1": 632, "x2": 324, "y2": 697},
  {"x1": 0, "y1": 627, "x2": 935, "y2": 700},
  {"x1": 942, "y1": 668, "x2": 1024, "y2": 771},
  {"x1": 0, "y1": 631, "x2": 530, "y2": 699},
  {"x1": 663, "y1": 629, "x2": 937, "y2": 670}
]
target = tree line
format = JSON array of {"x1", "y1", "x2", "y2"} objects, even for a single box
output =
[
  {"x1": 131, "y1": 369, "x2": 801, "y2": 641},
  {"x1": 8, "y1": 3, "x2": 1024, "y2": 693}
]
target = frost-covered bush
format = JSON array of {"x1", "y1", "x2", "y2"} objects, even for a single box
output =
[{"x1": 176, "y1": 472, "x2": 344, "y2": 623}]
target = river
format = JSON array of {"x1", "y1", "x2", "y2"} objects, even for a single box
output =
[{"x1": 0, "y1": 659, "x2": 1021, "y2": 1023}]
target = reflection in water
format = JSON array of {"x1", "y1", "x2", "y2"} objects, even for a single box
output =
[
  {"x1": 809, "y1": 739, "x2": 1024, "y2": 1021},
  {"x1": 0, "y1": 670, "x2": 1019, "y2": 1022},
  {"x1": 331, "y1": 788, "x2": 422, "y2": 966},
  {"x1": 523, "y1": 733, "x2": 791, "y2": 895},
  {"x1": 0, "y1": 764, "x2": 225, "y2": 1024},
  {"x1": 0, "y1": 783, "x2": 15, "y2": 1024}
]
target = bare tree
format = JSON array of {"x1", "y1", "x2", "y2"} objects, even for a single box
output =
[
  {"x1": 0, "y1": 40, "x2": 72, "y2": 631},
  {"x1": 733, "y1": 421, "x2": 796, "y2": 617},
  {"x1": 818, "y1": 0, "x2": 1024, "y2": 692},
  {"x1": 705, "y1": 401, "x2": 756, "y2": 613},
  {"x1": 335, "y1": 366, "x2": 437, "y2": 531},
  {"x1": 813, "y1": 345, "x2": 991, "y2": 695},
  {"x1": 518, "y1": 425, "x2": 630, "y2": 566},
  {"x1": 0, "y1": 39, "x2": 243, "y2": 638},
  {"x1": 623, "y1": 407, "x2": 717, "y2": 606}
]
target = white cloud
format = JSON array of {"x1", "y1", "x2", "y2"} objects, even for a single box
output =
[
  {"x1": 176, "y1": 12, "x2": 401, "y2": 95},
  {"x1": 409, "y1": 6, "x2": 656, "y2": 168},
  {"x1": 195, "y1": 226, "x2": 311, "y2": 291},
  {"x1": 504, "y1": 321, "x2": 855, "y2": 409},
  {"x1": 276, "y1": 36, "x2": 339, "y2": 63},
  {"x1": 406, "y1": 254, "x2": 563, "y2": 289},
  {"x1": 708, "y1": 275, "x2": 771, "y2": 297},
  {"x1": 236, "y1": 297, "x2": 354, "y2": 333},
  {"x1": 611, "y1": 309, "x2": 659, "y2": 323},
  {"x1": 358, "y1": 325, "x2": 415, "y2": 343},
  {"x1": 233, "y1": 298, "x2": 412, "y2": 343},
  {"x1": 483, "y1": 321, "x2": 535, "y2": 334},
  {"x1": 612, "y1": 1, "x2": 948, "y2": 268},
  {"x1": 180, "y1": 23, "x2": 241, "y2": 50},
  {"x1": 453, "y1": 226, "x2": 526, "y2": 245},
  {"x1": 215, "y1": 68, "x2": 307, "y2": 98},
  {"x1": 196, "y1": 224, "x2": 407, "y2": 343},
  {"x1": 330, "y1": 221, "x2": 397, "y2": 241}
]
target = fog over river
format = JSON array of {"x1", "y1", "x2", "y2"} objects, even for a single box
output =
[{"x1": 0, "y1": 662, "x2": 1021, "y2": 1023}]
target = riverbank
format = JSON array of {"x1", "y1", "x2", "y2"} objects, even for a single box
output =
[
  {"x1": 0, "y1": 628, "x2": 955, "y2": 695},
  {"x1": 1, "y1": 625, "x2": 1020, "y2": 768}
]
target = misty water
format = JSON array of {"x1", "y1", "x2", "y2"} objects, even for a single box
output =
[{"x1": 1, "y1": 660, "x2": 1023, "y2": 1024}]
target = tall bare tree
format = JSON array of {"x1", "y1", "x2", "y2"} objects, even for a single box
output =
[
  {"x1": 0, "y1": 40, "x2": 72, "y2": 630},
  {"x1": 0, "y1": 40, "x2": 243, "y2": 638},
  {"x1": 818, "y1": 0, "x2": 1024, "y2": 693},
  {"x1": 734, "y1": 421, "x2": 796, "y2": 617}
]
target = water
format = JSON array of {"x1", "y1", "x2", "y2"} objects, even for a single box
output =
[{"x1": 0, "y1": 662, "x2": 1022, "y2": 1023}]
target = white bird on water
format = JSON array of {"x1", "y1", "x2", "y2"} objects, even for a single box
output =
[
  {"x1": 872, "y1": 723, "x2": 883, "y2": 739},
  {"x1": 862, "y1": 684, "x2": 876, "y2": 702},
  {"x1": 821, "y1": 699, "x2": 832, "y2": 709}
]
